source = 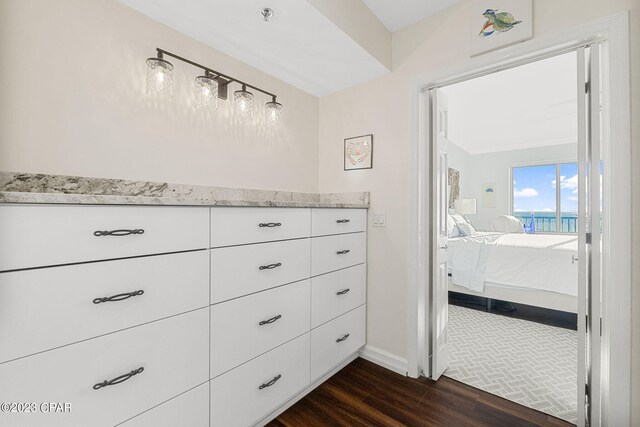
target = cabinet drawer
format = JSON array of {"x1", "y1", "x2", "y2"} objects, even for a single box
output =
[
  {"x1": 311, "y1": 264, "x2": 366, "y2": 328},
  {"x1": 311, "y1": 208, "x2": 367, "y2": 237},
  {"x1": 210, "y1": 333, "x2": 310, "y2": 427},
  {"x1": 310, "y1": 232, "x2": 366, "y2": 276},
  {"x1": 0, "y1": 205, "x2": 209, "y2": 271},
  {"x1": 311, "y1": 305, "x2": 366, "y2": 381},
  {"x1": 211, "y1": 239, "x2": 310, "y2": 303},
  {"x1": 211, "y1": 280, "x2": 310, "y2": 378},
  {"x1": 0, "y1": 309, "x2": 209, "y2": 427},
  {"x1": 210, "y1": 207, "x2": 310, "y2": 247},
  {"x1": 119, "y1": 383, "x2": 209, "y2": 427},
  {"x1": 0, "y1": 251, "x2": 208, "y2": 364}
]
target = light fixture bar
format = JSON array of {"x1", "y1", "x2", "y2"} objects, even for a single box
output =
[{"x1": 155, "y1": 48, "x2": 277, "y2": 100}]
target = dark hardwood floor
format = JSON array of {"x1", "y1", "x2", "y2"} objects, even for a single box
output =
[{"x1": 268, "y1": 358, "x2": 573, "y2": 427}]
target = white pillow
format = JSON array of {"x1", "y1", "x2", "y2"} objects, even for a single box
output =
[
  {"x1": 491, "y1": 215, "x2": 525, "y2": 233},
  {"x1": 456, "y1": 221, "x2": 477, "y2": 237},
  {"x1": 450, "y1": 213, "x2": 469, "y2": 225},
  {"x1": 447, "y1": 214, "x2": 460, "y2": 237}
]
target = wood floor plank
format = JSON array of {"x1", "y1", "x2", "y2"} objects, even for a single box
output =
[{"x1": 267, "y1": 358, "x2": 575, "y2": 427}]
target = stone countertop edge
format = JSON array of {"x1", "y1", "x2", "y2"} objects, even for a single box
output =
[{"x1": 0, "y1": 172, "x2": 370, "y2": 209}]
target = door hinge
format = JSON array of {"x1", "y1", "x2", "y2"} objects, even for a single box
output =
[
  {"x1": 585, "y1": 81, "x2": 591, "y2": 93},
  {"x1": 585, "y1": 383, "x2": 590, "y2": 400},
  {"x1": 586, "y1": 232, "x2": 592, "y2": 244}
]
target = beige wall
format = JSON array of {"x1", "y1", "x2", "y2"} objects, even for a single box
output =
[
  {"x1": 0, "y1": 0, "x2": 319, "y2": 192},
  {"x1": 318, "y1": 0, "x2": 639, "y2": 422}
]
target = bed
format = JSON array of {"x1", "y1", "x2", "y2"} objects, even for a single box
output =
[{"x1": 447, "y1": 232, "x2": 578, "y2": 313}]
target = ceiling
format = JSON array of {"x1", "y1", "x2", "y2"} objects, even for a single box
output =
[
  {"x1": 440, "y1": 52, "x2": 578, "y2": 155},
  {"x1": 119, "y1": 0, "x2": 390, "y2": 97},
  {"x1": 362, "y1": 0, "x2": 462, "y2": 32}
]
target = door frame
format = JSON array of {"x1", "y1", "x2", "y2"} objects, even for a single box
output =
[{"x1": 406, "y1": 11, "x2": 631, "y2": 426}]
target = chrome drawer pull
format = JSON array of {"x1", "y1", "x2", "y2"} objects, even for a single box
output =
[
  {"x1": 336, "y1": 219, "x2": 351, "y2": 223},
  {"x1": 259, "y1": 262, "x2": 282, "y2": 270},
  {"x1": 259, "y1": 222, "x2": 282, "y2": 228},
  {"x1": 259, "y1": 314, "x2": 282, "y2": 326},
  {"x1": 336, "y1": 250, "x2": 350, "y2": 255},
  {"x1": 93, "y1": 367, "x2": 144, "y2": 390},
  {"x1": 93, "y1": 229, "x2": 144, "y2": 237},
  {"x1": 336, "y1": 334, "x2": 350, "y2": 343},
  {"x1": 258, "y1": 374, "x2": 282, "y2": 390},
  {"x1": 336, "y1": 288, "x2": 350, "y2": 296},
  {"x1": 93, "y1": 290, "x2": 144, "y2": 304}
]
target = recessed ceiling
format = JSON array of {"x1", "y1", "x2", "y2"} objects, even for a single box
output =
[
  {"x1": 362, "y1": 0, "x2": 463, "y2": 32},
  {"x1": 119, "y1": 0, "x2": 390, "y2": 97},
  {"x1": 440, "y1": 51, "x2": 578, "y2": 155}
]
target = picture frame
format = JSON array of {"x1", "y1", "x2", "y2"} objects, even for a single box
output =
[
  {"x1": 344, "y1": 134, "x2": 373, "y2": 171},
  {"x1": 469, "y1": 0, "x2": 533, "y2": 56}
]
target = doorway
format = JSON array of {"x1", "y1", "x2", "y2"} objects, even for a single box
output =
[
  {"x1": 408, "y1": 13, "x2": 631, "y2": 427},
  {"x1": 432, "y1": 50, "x2": 583, "y2": 424}
]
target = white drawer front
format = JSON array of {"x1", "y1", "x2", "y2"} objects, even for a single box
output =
[
  {"x1": 211, "y1": 280, "x2": 310, "y2": 378},
  {"x1": 211, "y1": 333, "x2": 310, "y2": 427},
  {"x1": 0, "y1": 205, "x2": 209, "y2": 271},
  {"x1": 0, "y1": 309, "x2": 209, "y2": 427},
  {"x1": 310, "y1": 232, "x2": 366, "y2": 276},
  {"x1": 311, "y1": 264, "x2": 366, "y2": 328},
  {"x1": 311, "y1": 208, "x2": 367, "y2": 237},
  {"x1": 0, "y1": 251, "x2": 208, "y2": 364},
  {"x1": 119, "y1": 383, "x2": 209, "y2": 427},
  {"x1": 310, "y1": 305, "x2": 366, "y2": 381},
  {"x1": 211, "y1": 239, "x2": 310, "y2": 304},
  {"x1": 210, "y1": 207, "x2": 310, "y2": 247}
]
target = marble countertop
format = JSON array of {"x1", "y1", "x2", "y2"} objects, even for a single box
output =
[{"x1": 0, "y1": 172, "x2": 369, "y2": 208}]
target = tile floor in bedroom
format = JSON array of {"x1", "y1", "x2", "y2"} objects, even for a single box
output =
[{"x1": 445, "y1": 304, "x2": 578, "y2": 424}]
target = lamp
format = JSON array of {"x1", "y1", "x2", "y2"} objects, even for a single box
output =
[
  {"x1": 454, "y1": 198, "x2": 477, "y2": 222},
  {"x1": 234, "y1": 85, "x2": 254, "y2": 118},
  {"x1": 145, "y1": 48, "x2": 284, "y2": 129},
  {"x1": 265, "y1": 96, "x2": 283, "y2": 127},
  {"x1": 145, "y1": 52, "x2": 174, "y2": 97},
  {"x1": 194, "y1": 70, "x2": 218, "y2": 110}
]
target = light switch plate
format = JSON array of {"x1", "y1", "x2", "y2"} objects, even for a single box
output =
[{"x1": 372, "y1": 212, "x2": 386, "y2": 227}]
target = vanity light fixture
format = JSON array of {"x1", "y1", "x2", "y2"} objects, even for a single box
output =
[{"x1": 145, "y1": 48, "x2": 284, "y2": 125}]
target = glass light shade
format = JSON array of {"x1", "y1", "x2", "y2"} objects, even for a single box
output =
[
  {"x1": 234, "y1": 87, "x2": 254, "y2": 118},
  {"x1": 265, "y1": 100, "x2": 283, "y2": 127},
  {"x1": 146, "y1": 57, "x2": 174, "y2": 97},
  {"x1": 194, "y1": 74, "x2": 218, "y2": 110}
]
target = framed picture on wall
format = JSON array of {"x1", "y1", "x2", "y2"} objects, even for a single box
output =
[
  {"x1": 469, "y1": 0, "x2": 533, "y2": 56},
  {"x1": 344, "y1": 134, "x2": 373, "y2": 171}
]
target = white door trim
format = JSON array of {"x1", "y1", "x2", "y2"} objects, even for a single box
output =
[{"x1": 407, "y1": 11, "x2": 631, "y2": 426}]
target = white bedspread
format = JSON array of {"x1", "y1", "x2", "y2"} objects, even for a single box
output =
[{"x1": 448, "y1": 232, "x2": 578, "y2": 296}]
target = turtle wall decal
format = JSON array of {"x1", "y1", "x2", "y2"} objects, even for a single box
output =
[{"x1": 479, "y1": 9, "x2": 522, "y2": 37}]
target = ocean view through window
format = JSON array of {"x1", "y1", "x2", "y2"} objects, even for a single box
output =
[{"x1": 512, "y1": 162, "x2": 578, "y2": 233}]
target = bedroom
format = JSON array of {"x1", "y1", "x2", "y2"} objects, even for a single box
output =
[{"x1": 436, "y1": 50, "x2": 584, "y2": 423}]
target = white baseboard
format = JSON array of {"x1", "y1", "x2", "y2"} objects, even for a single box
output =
[{"x1": 359, "y1": 344, "x2": 409, "y2": 376}]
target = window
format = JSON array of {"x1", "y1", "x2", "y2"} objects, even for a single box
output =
[{"x1": 512, "y1": 163, "x2": 578, "y2": 233}]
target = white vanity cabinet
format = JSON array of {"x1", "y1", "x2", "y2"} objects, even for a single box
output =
[{"x1": 0, "y1": 204, "x2": 367, "y2": 427}]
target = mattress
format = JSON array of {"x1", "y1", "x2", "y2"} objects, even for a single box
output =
[{"x1": 447, "y1": 232, "x2": 578, "y2": 296}]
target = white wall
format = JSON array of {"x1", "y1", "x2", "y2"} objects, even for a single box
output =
[
  {"x1": 446, "y1": 143, "x2": 577, "y2": 230},
  {"x1": 318, "y1": 0, "x2": 639, "y2": 422},
  {"x1": 0, "y1": 0, "x2": 319, "y2": 192}
]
